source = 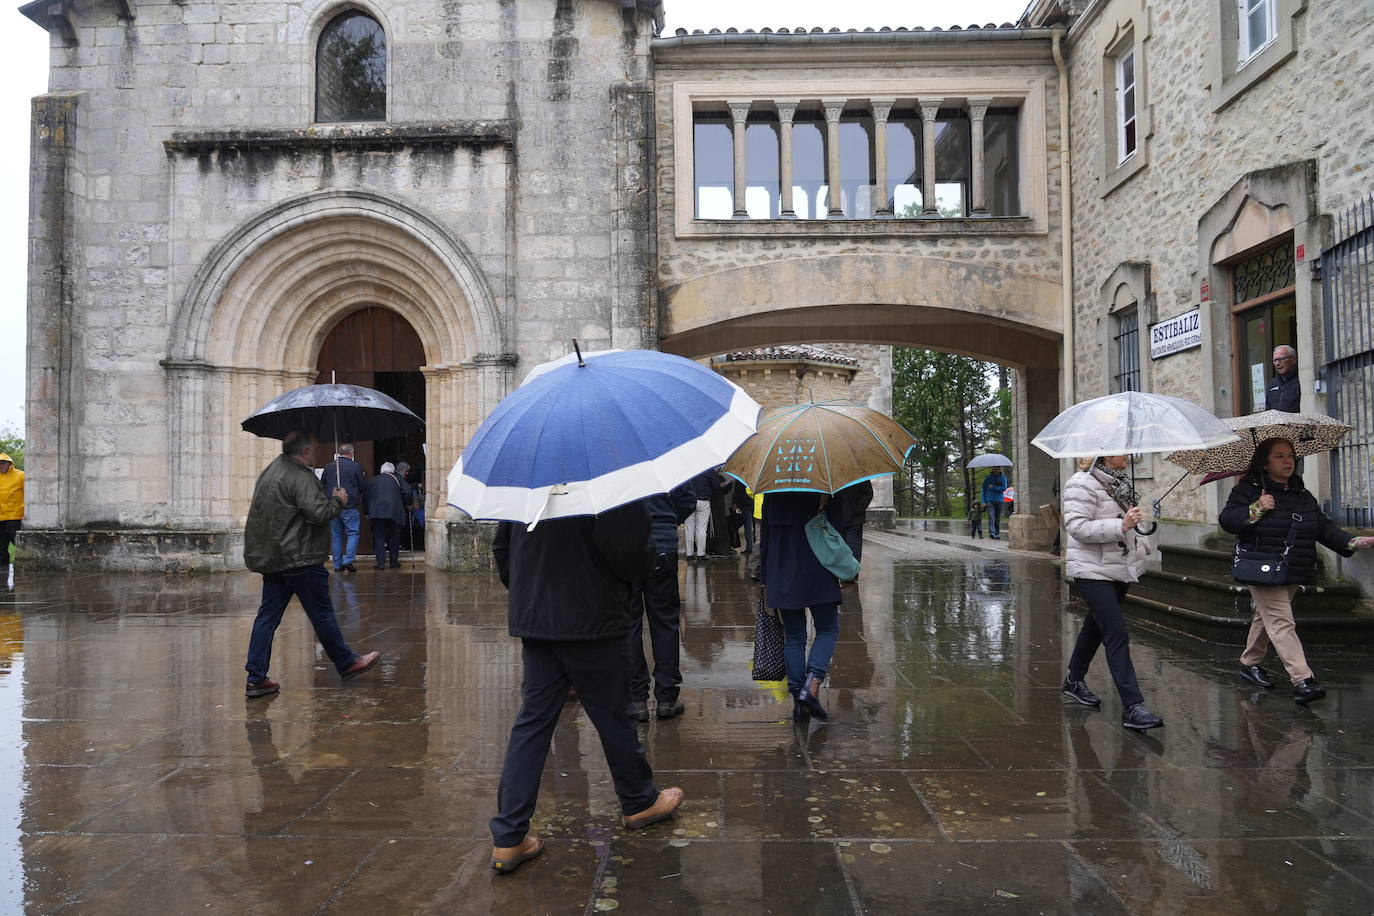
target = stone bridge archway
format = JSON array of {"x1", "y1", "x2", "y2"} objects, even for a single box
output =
[{"x1": 660, "y1": 254, "x2": 1063, "y2": 549}]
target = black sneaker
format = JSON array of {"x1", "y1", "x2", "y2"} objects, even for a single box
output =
[
  {"x1": 630, "y1": 700, "x2": 650, "y2": 722},
  {"x1": 656, "y1": 699, "x2": 685, "y2": 720},
  {"x1": 1239, "y1": 664, "x2": 1274, "y2": 688},
  {"x1": 1293, "y1": 678, "x2": 1327, "y2": 705},
  {"x1": 1122, "y1": 704, "x2": 1164, "y2": 730},
  {"x1": 1061, "y1": 678, "x2": 1101, "y2": 707}
]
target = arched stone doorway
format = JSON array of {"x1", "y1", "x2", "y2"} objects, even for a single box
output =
[
  {"x1": 165, "y1": 191, "x2": 512, "y2": 567},
  {"x1": 316, "y1": 306, "x2": 427, "y2": 554}
]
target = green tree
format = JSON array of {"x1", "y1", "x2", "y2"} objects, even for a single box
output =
[
  {"x1": 0, "y1": 425, "x2": 22, "y2": 470},
  {"x1": 891, "y1": 349, "x2": 1011, "y2": 518}
]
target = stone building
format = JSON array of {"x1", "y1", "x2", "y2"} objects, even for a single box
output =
[
  {"x1": 33, "y1": 2, "x2": 1367, "y2": 572},
  {"x1": 21, "y1": 0, "x2": 663, "y2": 569},
  {"x1": 1024, "y1": 0, "x2": 1374, "y2": 589},
  {"x1": 20, "y1": 2, "x2": 1073, "y2": 569}
]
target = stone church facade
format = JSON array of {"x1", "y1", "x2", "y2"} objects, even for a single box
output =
[{"x1": 18, "y1": 0, "x2": 1372, "y2": 578}]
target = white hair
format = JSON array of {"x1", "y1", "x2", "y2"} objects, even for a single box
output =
[{"x1": 380, "y1": 462, "x2": 396, "y2": 474}]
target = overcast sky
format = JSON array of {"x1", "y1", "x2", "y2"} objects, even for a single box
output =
[{"x1": 0, "y1": 0, "x2": 1029, "y2": 438}]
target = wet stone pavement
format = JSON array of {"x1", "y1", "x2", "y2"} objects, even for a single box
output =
[{"x1": 4, "y1": 537, "x2": 1374, "y2": 915}]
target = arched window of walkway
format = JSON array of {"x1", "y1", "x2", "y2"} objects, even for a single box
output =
[{"x1": 316, "y1": 10, "x2": 387, "y2": 123}]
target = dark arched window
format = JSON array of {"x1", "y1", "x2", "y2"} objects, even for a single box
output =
[{"x1": 316, "y1": 11, "x2": 386, "y2": 122}]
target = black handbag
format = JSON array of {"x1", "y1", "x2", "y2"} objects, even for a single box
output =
[
  {"x1": 1232, "y1": 515, "x2": 1299, "y2": 586},
  {"x1": 752, "y1": 586, "x2": 786, "y2": 681}
]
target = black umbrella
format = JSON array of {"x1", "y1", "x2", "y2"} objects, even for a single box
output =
[
  {"x1": 243, "y1": 382, "x2": 425, "y2": 502},
  {"x1": 241, "y1": 383, "x2": 423, "y2": 441}
]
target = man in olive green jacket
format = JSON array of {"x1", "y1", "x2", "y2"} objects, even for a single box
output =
[{"x1": 243, "y1": 431, "x2": 380, "y2": 698}]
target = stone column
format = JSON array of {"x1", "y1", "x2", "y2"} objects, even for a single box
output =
[
  {"x1": 1009, "y1": 364, "x2": 1063, "y2": 552},
  {"x1": 918, "y1": 99, "x2": 943, "y2": 216},
  {"x1": 822, "y1": 98, "x2": 847, "y2": 217},
  {"x1": 774, "y1": 99, "x2": 799, "y2": 219},
  {"x1": 28, "y1": 93, "x2": 81, "y2": 529},
  {"x1": 967, "y1": 97, "x2": 992, "y2": 217},
  {"x1": 870, "y1": 99, "x2": 895, "y2": 218},
  {"x1": 728, "y1": 101, "x2": 752, "y2": 219},
  {"x1": 162, "y1": 359, "x2": 212, "y2": 523}
]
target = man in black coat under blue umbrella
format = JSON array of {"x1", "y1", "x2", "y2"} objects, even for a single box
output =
[{"x1": 488, "y1": 499, "x2": 685, "y2": 874}]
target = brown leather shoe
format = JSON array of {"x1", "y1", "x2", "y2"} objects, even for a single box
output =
[
  {"x1": 341, "y1": 651, "x2": 380, "y2": 681},
  {"x1": 490, "y1": 834, "x2": 544, "y2": 874},
  {"x1": 623, "y1": 787, "x2": 685, "y2": 830},
  {"x1": 245, "y1": 677, "x2": 279, "y2": 699}
]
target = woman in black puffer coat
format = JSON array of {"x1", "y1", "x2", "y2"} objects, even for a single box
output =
[{"x1": 1219, "y1": 437, "x2": 1374, "y2": 704}]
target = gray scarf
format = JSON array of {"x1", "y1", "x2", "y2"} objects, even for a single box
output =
[{"x1": 1092, "y1": 461, "x2": 1138, "y2": 512}]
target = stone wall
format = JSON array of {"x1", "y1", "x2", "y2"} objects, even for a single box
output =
[
  {"x1": 24, "y1": 0, "x2": 660, "y2": 570},
  {"x1": 1060, "y1": 0, "x2": 1374, "y2": 547}
]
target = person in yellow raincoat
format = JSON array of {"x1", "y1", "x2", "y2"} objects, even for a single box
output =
[{"x1": 0, "y1": 453, "x2": 23, "y2": 573}]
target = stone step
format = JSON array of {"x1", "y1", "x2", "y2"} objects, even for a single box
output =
[
  {"x1": 1132, "y1": 569, "x2": 1364, "y2": 619},
  {"x1": 1122, "y1": 591, "x2": 1374, "y2": 645},
  {"x1": 1159, "y1": 544, "x2": 1236, "y2": 579}
]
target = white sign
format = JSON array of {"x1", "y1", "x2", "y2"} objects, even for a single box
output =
[{"x1": 1149, "y1": 308, "x2": 1202, "y2": 360}]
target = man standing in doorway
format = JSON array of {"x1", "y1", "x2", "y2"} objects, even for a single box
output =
[
  {"x1": 0, "y1": 453, "x2": 22, "y2": 575},
  {"x1": 1266, "y1": 345, "x2": 1301, "y2": 412},
  {"x1": 243, "y1": 431, "x2": 380, "y2": 698},
  {"x1": 322, "y1": 443, "x2": 365, "y2": 573}
]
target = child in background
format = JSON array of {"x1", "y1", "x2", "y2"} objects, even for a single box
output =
[{"x1": 968, "y1": 502, "x2": 983, "y2": 539}]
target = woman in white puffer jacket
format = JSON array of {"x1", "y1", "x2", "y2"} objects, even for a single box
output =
[{"x1": 1061, "y1": 455, "x2": 1163, "y2": 731}]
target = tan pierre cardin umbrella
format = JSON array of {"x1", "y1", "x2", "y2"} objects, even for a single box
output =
[{"x1": 722, "y1": 400, "x2": 917, "y2": 494}]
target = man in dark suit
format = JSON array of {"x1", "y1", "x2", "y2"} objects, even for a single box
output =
[{"x1": 488, "y1": 500, "x2": 684, "y2": 874}]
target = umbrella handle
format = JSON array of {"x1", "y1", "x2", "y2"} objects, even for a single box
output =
[{"x1": 1136, "y1": 521, "x2": 1157, "y2": 536}]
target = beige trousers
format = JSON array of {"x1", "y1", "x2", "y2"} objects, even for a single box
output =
[{"x1": 1240, "y1": 585, "x2": 1313, "y2": 684}]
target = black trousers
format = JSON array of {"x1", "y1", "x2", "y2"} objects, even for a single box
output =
[
  {"x1": 1068, "y1": 579, "x2": 1144, "y2": 708},
  {"x1": 842, "y1": 524, "x2": 864, "y2": 563},
  {"x1": 0, "y1": 520, "x2": 19, "y2": 568},
  {"x1": 626, "y1": 554, "x2": 682, "y2": 703},
  {"x1": 490, "y1": 637, "x2": 659, "y2": 847},
  {"x1": 371, "y1": 518, "x2": 400, "y2": 568}
]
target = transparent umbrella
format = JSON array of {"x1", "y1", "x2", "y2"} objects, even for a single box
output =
[
  {"x1": 1033, "y1": 391, "x2": 1240, "y2": 535},
  {"x1": 1032, "y1": 392, "x2": 1239, "y2": 458}
]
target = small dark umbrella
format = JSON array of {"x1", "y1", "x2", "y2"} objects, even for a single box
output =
[
  {"x1": 242, "y1": 383, "x2": 423, "y2": 441},
  {"x1": 242, "y1": 382, "x2": 424, "y2": 491}
]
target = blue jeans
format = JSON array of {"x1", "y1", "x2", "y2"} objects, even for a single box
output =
[
  {"x1": 331, "y1": 508, "x2": 360, "y2": 568},
  {"x1": 986, "y1": 501, "x2": 1002, "y2": 538},
  {"x1": 244, "y1": 565, "x2": 357, "y2": 683},
  {"x1": 780, "y1": 603, "x2": 841, "y2": 696}
]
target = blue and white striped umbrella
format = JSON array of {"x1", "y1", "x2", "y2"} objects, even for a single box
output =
[{"x1": 447, "y1": 348, "x2": 761, "y2": 525}]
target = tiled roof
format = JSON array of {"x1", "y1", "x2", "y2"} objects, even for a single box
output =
[
  {"x1": 719, "y1": 345, "x2": 860, "y2": 368},
  {"x1": 670, "y1": 24, "x2": 1021, "y2": 36}
]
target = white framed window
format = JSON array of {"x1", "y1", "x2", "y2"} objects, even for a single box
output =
[
  {"x1": 1115, "y1": 49, "x2": 1137, "y2": 164},
  {"x1": 1238, "y1": 0, "x2": 1278, "y2": 65}
]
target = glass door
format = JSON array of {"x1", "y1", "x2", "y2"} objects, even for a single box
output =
[{"x1": 1230, "y1": 242, "x2": 1297, "y2": 415}]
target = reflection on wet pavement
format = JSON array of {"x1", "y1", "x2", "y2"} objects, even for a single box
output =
[{"x1": 3, "y1": 541, "x2": 1374, "y2": 913}]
